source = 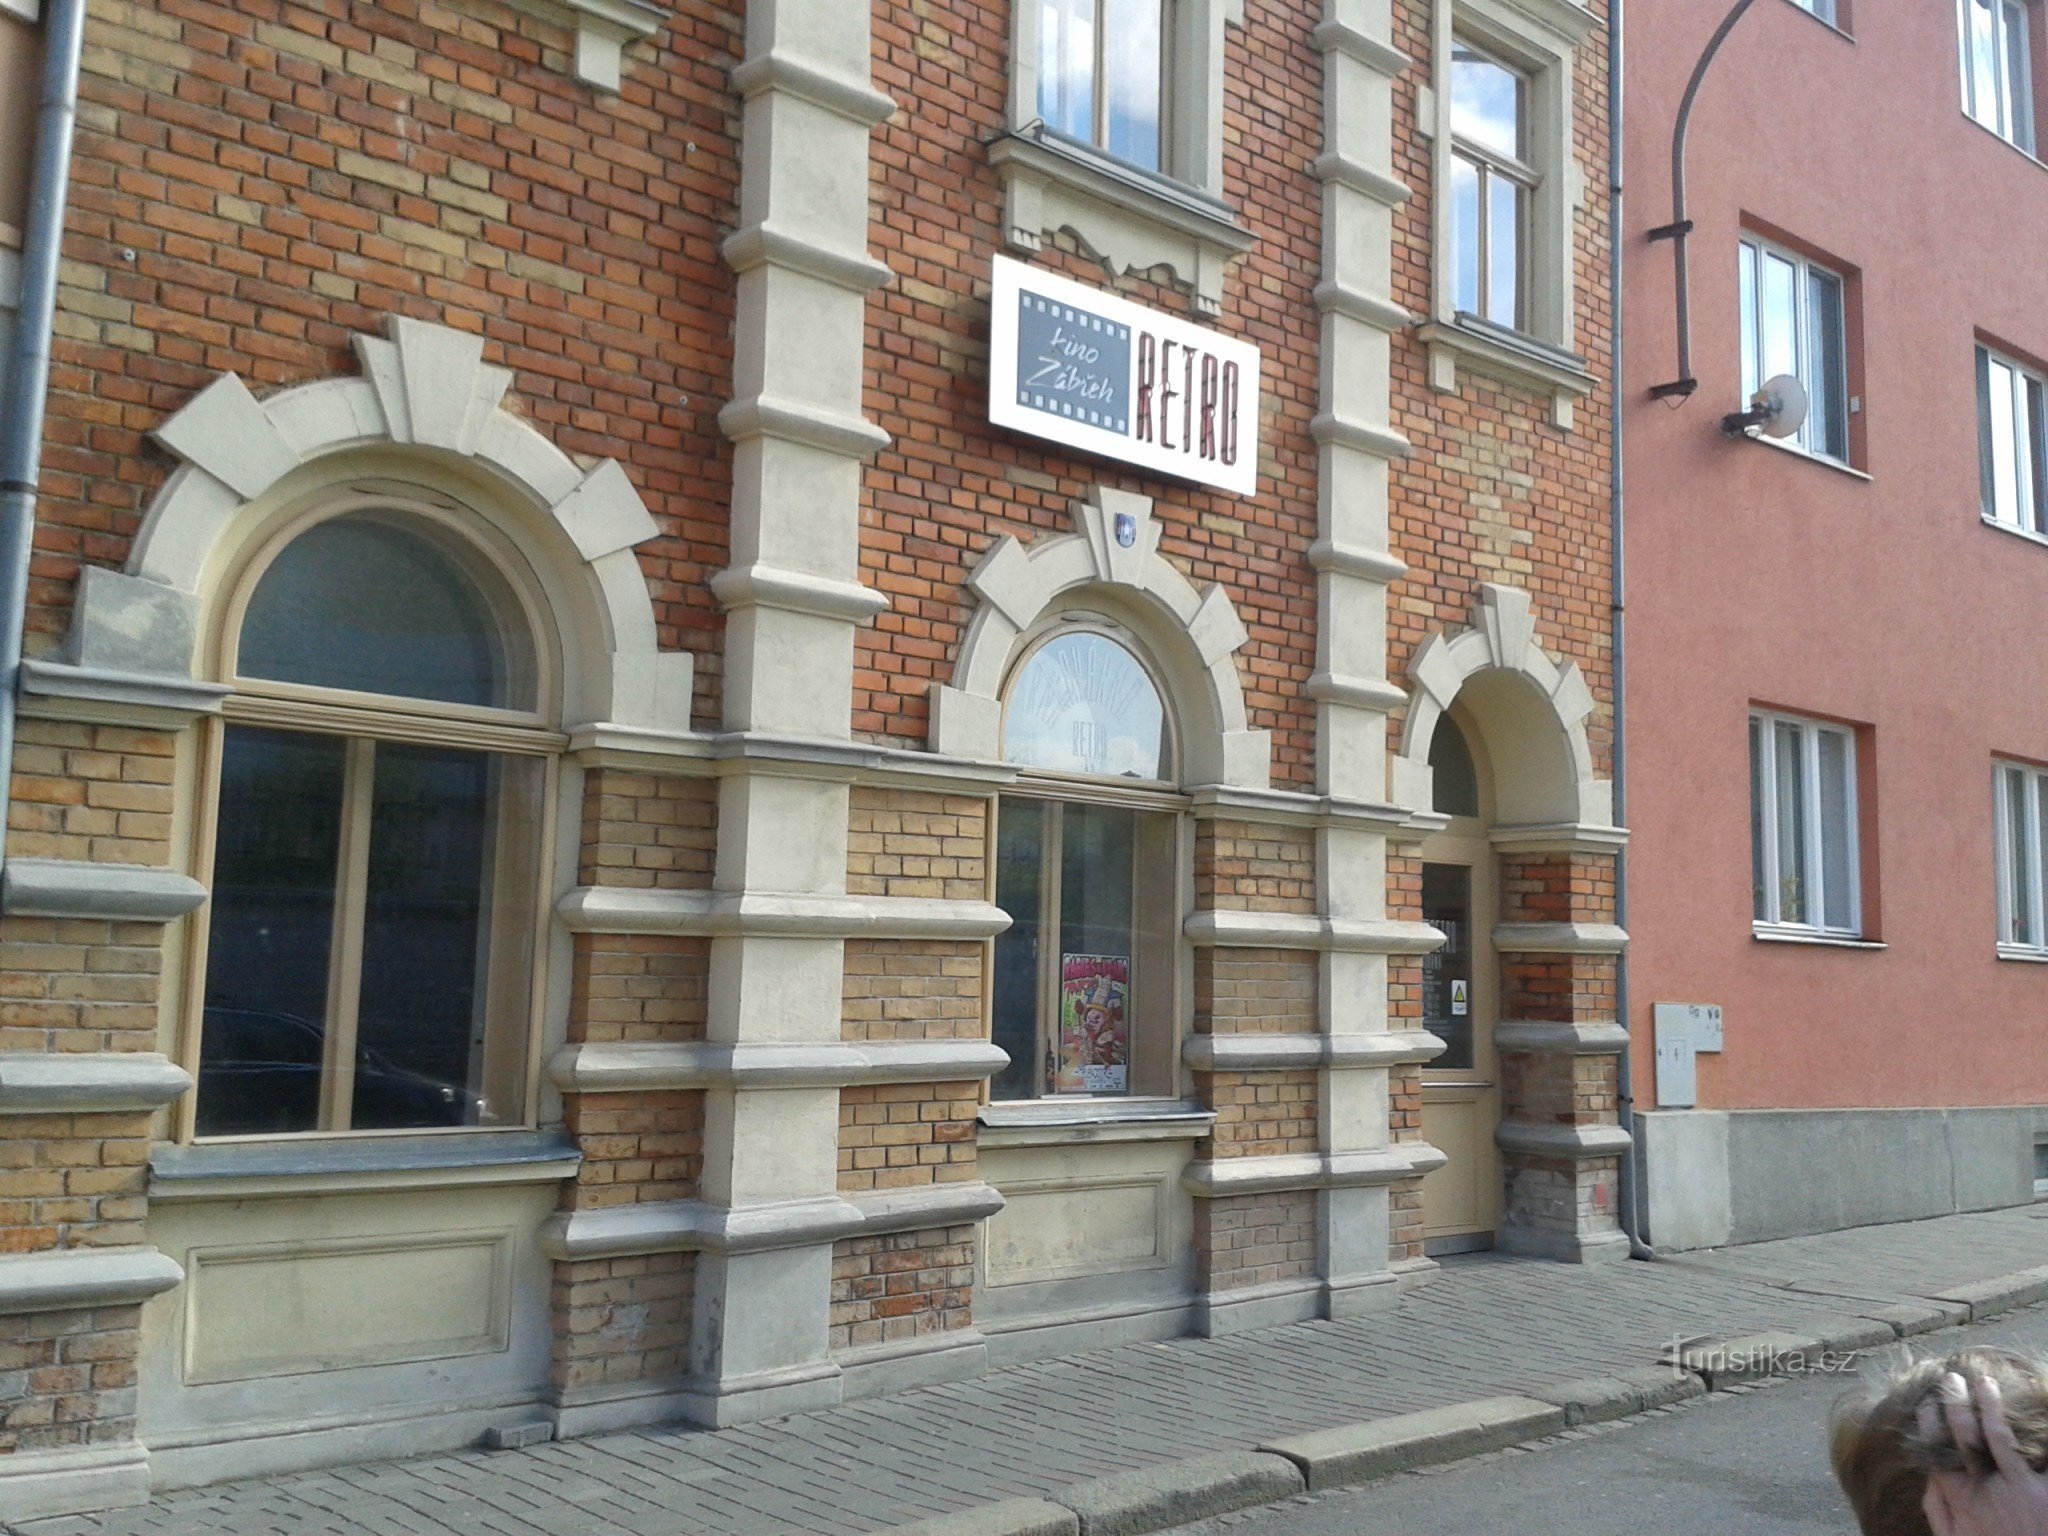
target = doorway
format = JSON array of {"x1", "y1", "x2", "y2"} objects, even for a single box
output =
[{"x1": 1417, "y1": 713, "x2": 1503, "y2": 1253}]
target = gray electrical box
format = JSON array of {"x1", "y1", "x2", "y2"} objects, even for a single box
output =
[{"x1": 1652, "y1": 1003, "x2": 1724, "y2": 1108}]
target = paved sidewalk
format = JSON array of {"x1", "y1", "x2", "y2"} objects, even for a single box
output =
[{"x1": 17, "y1": 1205, "x2": 2048, "y2": 1536}]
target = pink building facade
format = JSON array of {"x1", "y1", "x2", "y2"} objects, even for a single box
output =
[{"x1": 1624, "y1": 0, "x2": 2048, "y2": 1246}]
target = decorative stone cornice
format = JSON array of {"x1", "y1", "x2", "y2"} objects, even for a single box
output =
[
  {"x1": 540, "y1": 1181, "x2": 1006, "y2": 1262},
  {"x1": 0, "y1": 1053, "x2": 192, "y2": 1115},
  {"x1": 1310, "y1": 17, "x2": 1411, "y2": 76},
  {"x1": 1185, "y1": 784, "x2": 1412, "y2": 832},
  {"x1": 1492, "y1": 1021, "x2": 1630, "y2": 1056},
  {"x1": 1489, "y1": 821, "x2": 1631, "y2": 856},
  {"x1": 550, "y1": 1039, "x2": 1009, "y2": 1095},
  {"x1": 0, "y1": 1247, "x2": 184, "y2": 1316},
  {"x1": 1307, "y1": 411, "x2": 1411, "y2": 462},
  {"x1": 18, "y1": 657, "x2": 227, "y2": 730},
  {"x1": 1185, "y1": 909, "x2": 1444, "y2": 956},
  {"x1": 1182, "y1": 1143, "x2": 1445, "y2": 1198},
  {"x1": 556, "y1": 888, "x2": 1011, "y2": 942},
  {"x1": 1305, "y1": 670, "x2": 1410, "y2": 715},
  {"x1": 1182, "y1": 1030, "x2": 1446, "y2": 1072},
  {"x1": 1494, "y1": 1121, "x2": 1634, "y2": 1160},
  {"x1": 2, "y1": 860, "x2": 207, "y2": 924},
  {"x1": 1309, "y1": 152, "x2": 1411, "y2": 209},
  {"x1": 1491, "y1": 922, "x2": 1629, "y2": 955},
  {"x1": 500, "y1": 0, "x2": 666, "y2": 91}
]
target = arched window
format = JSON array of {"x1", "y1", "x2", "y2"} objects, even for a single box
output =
[
  {"x1": 194, "y1": 504, "x2": 555, "y2": 1138},
  {"x1": 990, "y1": 622, "x2": 1180, "y2": 1102}
]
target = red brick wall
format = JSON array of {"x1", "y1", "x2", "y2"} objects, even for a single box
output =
[
  {"x1": 1386, "y1": 0, "x2": 1615, "y2": 772},
  {"x1": 41, "y1": 0, "x2": 741, "y2": 721},
  {"x1": 860, "y1": 0, "x2": 1332, "y2": 787}
]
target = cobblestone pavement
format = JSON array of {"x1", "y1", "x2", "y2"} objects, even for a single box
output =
[{"x1": 18, "y1": 1205, "x2": 2047, "y2": 1536}]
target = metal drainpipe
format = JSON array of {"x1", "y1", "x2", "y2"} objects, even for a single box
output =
[
  {"x1": 0, "y1": 0, "x2": 89, "y2": 892},
  {"x1": 1608, "y1": 0, "x2": 1655, "y2": 1262}
]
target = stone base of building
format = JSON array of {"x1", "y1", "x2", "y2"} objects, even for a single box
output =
[
  {"x1": 149, "y1": 1397, "x2": 550, "y2": 1492},
  {"x1": 1496, "y1": 1225, "x2": 1630, "y2": 1264},
  {"x1": 0, "y1": 1445, "x2": 152, "y2": 1524},
  {"x1": 836, "y1": 1329, "x2": 989, "y2": 1400},
  {"x1": 1639, "y1": 1106, "x2": 2048, "y2": 1252}
]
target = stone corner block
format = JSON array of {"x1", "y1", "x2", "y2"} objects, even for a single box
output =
[
  {"x1": 1059, "y1": 1451, "x2": 1302, "y2": 1536},
  {"x1": 888, "y1": 1499, "x2": 1079, "y2": 1536},
  {"x1": 1529, "y1": 1364, "x2": 1704, "y2": 1427},
  {"x1": 1259, "y1": 1396, "x2": 1567, "y2": 1492}
]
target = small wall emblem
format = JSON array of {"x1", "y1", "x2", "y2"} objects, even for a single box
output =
[{"x1": 1114, "y1": 513, "x2": 1137, "y2": 548}]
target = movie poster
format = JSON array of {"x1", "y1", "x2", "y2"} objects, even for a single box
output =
[{"x1": 1056, "y1": 954, "x2": 1129, "y2": 1094}]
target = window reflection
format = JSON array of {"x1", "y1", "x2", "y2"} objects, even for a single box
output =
[
  {"x1": 1037, "y1": 0, "x2": 1164, "y2": 172},
  {"x1": 1003, "y1": 630, "x2": 1168, "y2": 780}
]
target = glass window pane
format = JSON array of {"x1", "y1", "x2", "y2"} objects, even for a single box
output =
[
  {"x1": 1739, "y1": 244, "x2": 1760, "y2": 403},
  {"x1": 1990, "y1": 358, "x2": 2022, "y2": 525},
  {"x1": 1806, "y1": 268, "x2": 1847, "y2": 460},
  {"x1": 1421, "y1": 864, "x2": 1473, "y2": 1070},
  {"x1": 1429, "y1": 716, "x2": 1481, "y2": 818},
  {"x1": 2007, "y1": 769, "x2": 2035, "y2": 944},
  {"x1": 198, "y1": 727, "x2": 348, "y2": 1137},
  {"x1": 2034, "y1": 775, "x2": 2048, "y2": 945},
  {"x1": 239, "y1": 515, "x2": 532, "y2": 709},
  {"x1": 1451, "y1": 155, "x2": 1482, "y2": 316},
  {"x1": 351, "y1": 744, "x2": 538, "y2": 1130},
  {"x1": 1750, "y1": 716, "x2": 1769, "y2": 922},
  {"x1": 991, "y1": 799, "x2": 1046, "y2": 1100},
  {"x1": 2026, "y1": 377, "x2": 2047, "y2": 533},
  {"x1": 1055, "y1": 803, "x2": 1135, "y2": 1095},
  {"x1": 1003, "y1": 631, "x2": 1167, "y2": 779},
  {"x1": 1038, "y1": 0, "x2": 1096, "y2": 142},
  {"x1": 1761, "y1": 252, "x2": 1799, "y2": 388},
  {"x1": 1972, "y1": 0, "x2": 2002, "y2": 130},
  {"x1": 2005, "y1": 1, "x2": 2034, "y2": 149},
  {"x1": 1818, "y1": 730, "x2": 1855, "y2": 932},
  {"x1": 1774, "y1": 721, "x2": 1809, "y2": 925},
  {"x1": 1103, "y1": 0, "x2": 1162, "y2": 169},
  {"x1": 1487, "y1": 174, "x2": 1521, "y2": 327},
  {"x1": 1450, "y1": 43, "x2": 1522, "y2": 158}
]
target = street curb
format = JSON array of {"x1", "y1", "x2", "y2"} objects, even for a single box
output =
[
  {"x1": 873, "y1": 1258, "x2": 2048, "y2": 1535},
  {"x1": 1931, "y1": 1266, "x2": 2048, "y2": 1323},
  {"x1": 1258, "y1": 1395, "x2": 1568, "y2": 1493},
  {"x1": 887, "y1": 1499, "x2": 1080, "y2": 1536},
  {"x1": 1530, "y1": 1363, "x2": 1706, "y2": 1426},
  {"x1": 1059, "y1": 1451, "x2": 1303, "y2": 1536}
]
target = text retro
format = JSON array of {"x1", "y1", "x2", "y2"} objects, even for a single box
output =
[{"x1": 988, "y1": 256, "x2": 1261, "y2": 497}]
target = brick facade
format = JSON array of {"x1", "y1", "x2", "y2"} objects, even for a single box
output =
[{"x1": 0, "y1": 0, "x2": 1618, "y2": 1507}]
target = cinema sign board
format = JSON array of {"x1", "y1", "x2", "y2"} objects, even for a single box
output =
[{"x1": 989, "y1": 255, "x2": 1261, "y2": 497}]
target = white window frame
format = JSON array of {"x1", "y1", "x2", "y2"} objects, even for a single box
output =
[
  {"x1": 1447, "y1": 39, "x2": 1536, "y2": 333},
  {"x1": 1995, "y1": 760, "x2": 2048, "y2": 955},
  {"x1": 1960, "y1": 0, "x2": 2036, "y2": 152},
  {"x1": 1750, "y1": 710, "x2": 1863, "y2": 940},
  {"x1": 1738, "y1": 234, "x2": 1851, "y2": 466},
  {"x1": 1789, "y1": 0, "x2": 1839, "y2": 26},
  {"x1": 1419, "y1": 0, "x2": 1598, "y2": 427},
  {"x1": 995, "y1": 0, "x2": 1250, "y2": 317},
  {"x1": 1978, "y1": 344, "x2": 2048, "y2": 538}
]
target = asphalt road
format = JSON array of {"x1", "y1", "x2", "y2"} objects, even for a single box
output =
[{"x1": 1179, "y1": 1307, "x2": 2048, "y2": 1536}]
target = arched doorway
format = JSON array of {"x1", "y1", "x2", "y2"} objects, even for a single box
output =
[{"x1": 1417, "y1": 710, "x2": 1503, "y2": 1252}]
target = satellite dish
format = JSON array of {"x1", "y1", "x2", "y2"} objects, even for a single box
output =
[{"x1": 1723, "y1": 373, "x2": 1808, "y2": 440}]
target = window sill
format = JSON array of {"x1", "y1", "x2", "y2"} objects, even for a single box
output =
[
  {"x1": 1963, "y1": 111, "x2": 2044, "y2": 171},
  {"x1": 1416, "y1": 318, "x2": 1595, "y2": 429},
  {"x1": 978, "y1": 1099, "x2": 1216, "y2": 1150},
  {"x1": 1996, "y1": 944, "x2": 2048, "y2": 964},
  {"x1": 1778, "y1": 0, "x2": 1854, "y2": 42},
  {"x1": 150, "y1": 1129, "x2": 581, "y2": 1202},
  {"x1": 1981, "y1": 513, "x2": 2048, "y2": 550},
  {"x1": 987, "y1": 129, "x2": 1253, "y2": 318},
  {"x1": 1752, "y1": 925, "x2": 1885, "y2": 951},
  {"x1": 1744, "y1": 431, "x2": 1872, "y2": 482}
]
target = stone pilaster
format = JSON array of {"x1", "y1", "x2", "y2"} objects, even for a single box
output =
[{"x1": 689, "y1": 0, "x2": 897, "y2": 1423}]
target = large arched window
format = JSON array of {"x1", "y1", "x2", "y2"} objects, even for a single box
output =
[
  {"x1": 193, "y1": 501, "x2": 556, "y2": 1138},
  {"x1": 990, "y1": 622, "x2": 1181, "y2": 1102}
]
